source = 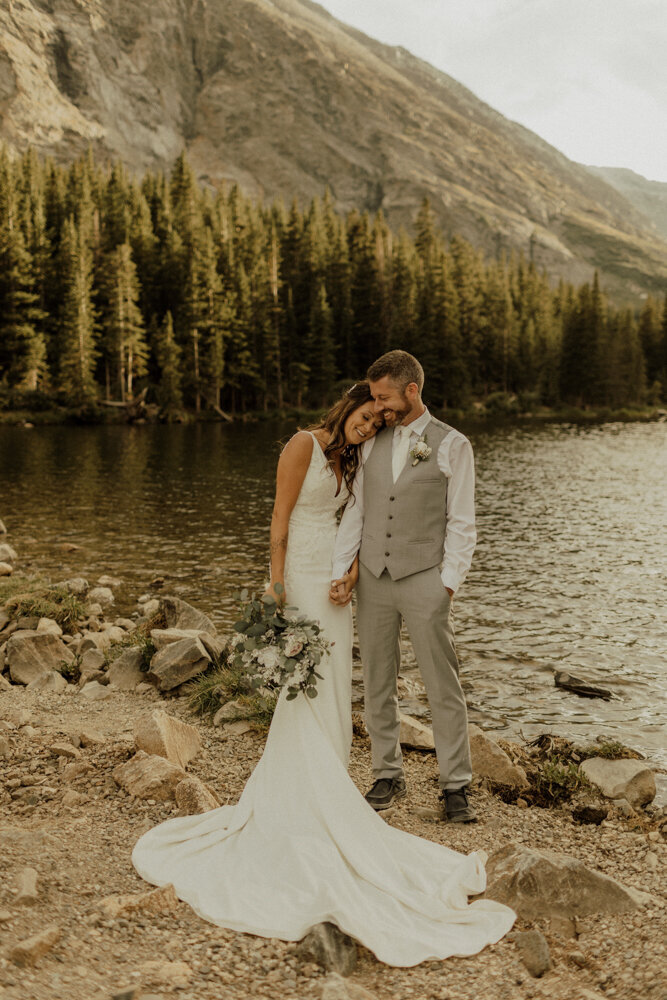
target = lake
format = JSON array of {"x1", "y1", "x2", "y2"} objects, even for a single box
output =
[{"x1": 1, "y1": 419, "x2": 666, "y2": 768}]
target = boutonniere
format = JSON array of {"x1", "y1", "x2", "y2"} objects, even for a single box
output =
[{"x1": 411, "y1": 433, "x2": 432, "y2": 465}]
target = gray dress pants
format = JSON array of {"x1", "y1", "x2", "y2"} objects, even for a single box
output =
[{"x1": 356, "y1": 562, "x2": 472, "y2": 790}]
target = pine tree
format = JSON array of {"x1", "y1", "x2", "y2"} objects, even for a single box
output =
[
  {"x1": 305, "y1": 281, "x2": 336, "y2": 406},
  {"x1": 153, "y1": 311, "x2": 183, "y2": 416},
  {"x1": 101, "y1": 243, "x2": 148, "y2": 401},
  {"x1": 58, "y1": 217, "x2": 98, "y2": 402}
]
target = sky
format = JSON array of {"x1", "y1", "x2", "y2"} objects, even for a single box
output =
[{"x1": 317, "y1": 0, "x2": 667, "y2": 183}]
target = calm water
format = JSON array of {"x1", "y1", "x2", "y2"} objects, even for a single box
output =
[{"x1": 1, "y1": 420, "x2": 666, "y2": 767}]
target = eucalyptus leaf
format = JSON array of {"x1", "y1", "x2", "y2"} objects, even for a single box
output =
[
  {"x1": 306, "y1": 687, "x2": 317, "y2": 698},
  {"x1": 286, "y1": 690, "x2": 298, "y2": 701}
]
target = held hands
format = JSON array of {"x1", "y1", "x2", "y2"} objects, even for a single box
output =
[{"x1": 328, "y1": 567, "x2": 358, "y2": 607}]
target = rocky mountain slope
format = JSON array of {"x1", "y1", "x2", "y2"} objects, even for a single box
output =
[
  {"x1": 587, "y1": 166, "x2": 667, "y2": 243},
  {"x1": 1, "y1": 0, "x2": 666, "y2": 299}
]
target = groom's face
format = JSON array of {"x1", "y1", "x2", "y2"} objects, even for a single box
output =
[{"x1": 369, "y1": 376, "x2": 413, "y2": 426}]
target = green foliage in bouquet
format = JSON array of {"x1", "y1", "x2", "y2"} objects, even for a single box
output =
[{"x1": 229, "y1": 584, "x2": 332, "y2": 700}]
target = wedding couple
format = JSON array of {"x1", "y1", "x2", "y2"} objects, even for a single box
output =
[{"x1": 132, "y1": 350, "x2": 515, "y2": 967}]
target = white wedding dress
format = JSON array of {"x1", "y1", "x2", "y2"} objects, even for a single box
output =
[{"x1": 132, "y1": 434, "x2": 515, "y2": 966}]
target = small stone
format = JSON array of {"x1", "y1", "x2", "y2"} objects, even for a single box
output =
[
  {"x1": 0, "y1": 562, "x2": 13, "y2": 576},
  {"x1": 9, "y1": 924, "x2": 60, "y2": 965},
  {"x1": 398, "y1": 712, "x2": 435, "y2": 750},
  {"x1": 516, "y1": 797, "x2": 529, "y2": 809},
  {"x1": 108, "y1": 647, "x2": 145, "y2": 690},
  {"x1": 79, "y1": 728, "x2": 105, "y2": 747},
  {"x1": 221, "y1": 720, "x2": 253, "y2": 736},
  {"x1": 80, "y1": 680, "x2": 111, "y2": 700},
  {"x1": 27, "y1": 671, "x2": 68, "y2": 693},
  {"x1": 50, "y1": 741, "x2": 81, "y2": 759},
  {"x1": 645, "y1": 851, "x2": 659, "y2": 869},
  {"x1": 97, "y1": 575, "x2": 122, "y2": 588},
  {"x1": 79, "y1": 631, "x2": 112, "y2": 654},
  {"x1": 515, "y1": 929, "x2": 551, "y2": 977},
  {"x1": 321, "y1": 972, "x2": 378, "y2": 999},
  {"x1": 134, "y1": 709, "x2": 201, "y2": 768},
  {"x1": 212, "y1": 699, "x2": 254, "y2": 725},
  {"x1": 0, "y1": 736, "x2": 10, "y2": 758},
  {"x1": 468, "y1": 724, "x2": 530, "y2": 789},
  {"x1": 87, "y1": 586, "x2": 115, "y2": 609},
  {"x1": 15, "y1": 867, "x2": 39, "y2": 905},
  {"x1": 99, "y1": 883, "x2": 180, "y2": 919},
  {"x1": 580, "y1": 757, "x2": 656, "y2": 808},
  {"x1": 569, "y1": 949, "x2": 589, "y2": 967},
  {"x1": 61, "y1": 789, "x2": 88, "y2": 807},
  {"x1": 58, "y1": 577, "x2": 89, "y2": 595},
  {"x1": 297, "y1": 922, "x2": 357, "y2": 976},
  {"x1": 80, "y1": 648, "x2": 106, "y2": 672},
  {"x1": 136, "y1": 959, "x2": 193, "y2": 988},
  {"x1": 141, "y1": 598, "x2": 161, "y2": 617},
  {"x1": 146, "y1": 637, "x2": 211, "y2": 691},
  {"x1": 36, "y1": 617, "x2": 62, "y2": 637},
  {"x1": 113, "y1": 750, "x2": 186, "y2": 801},
  {"x1": 174, "y1": 776, "x2": 221, "y2": 814},
  {"x1": 0, "y1": 542, "x2": 18, "y2": 564}
]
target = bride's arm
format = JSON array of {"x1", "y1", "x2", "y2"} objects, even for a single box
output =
[{"x1": 267, "y1": 432, "x2": 313, "y2": 603}]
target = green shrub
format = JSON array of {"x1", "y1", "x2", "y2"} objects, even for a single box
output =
[{"x1": 3, "y1": 584, "x2": 86, "y2": 633}]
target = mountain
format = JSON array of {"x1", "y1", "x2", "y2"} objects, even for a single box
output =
[
  {"x1": 586, "y1": 166, "x2": 667, "y2": 243},
  {"x1": 1, "y1": 0, "x2": 666, "y2": 301}
]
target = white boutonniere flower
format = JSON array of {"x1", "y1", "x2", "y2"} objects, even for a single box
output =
[{"x1": 411, "y1": 434, "x2": 432, "y2": 466}]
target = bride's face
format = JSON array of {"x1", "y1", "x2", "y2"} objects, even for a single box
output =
[{"x1": 343, "y1": 404, "x2": 383, "y2": 447}]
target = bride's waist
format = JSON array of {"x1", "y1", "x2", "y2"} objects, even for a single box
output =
[{"x1": 288, "y1": 514, "x2": 337, "y2": 532}]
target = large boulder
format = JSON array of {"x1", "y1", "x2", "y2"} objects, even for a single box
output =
[
  {"x1": 485, "y1": 843, "x2": 655, "y2": 920},
  {"x1": 580, "y1": 757, "x2": 656, "y2": 808},
  {"x1": 161, "y1": 596, "x2": 217, "y2": 635},
  {"x1": 134, "y1": 710, "x2": 201, "y2": 768},
  {"x1": 6, "y1": 631, "x2": 75, "y2": 685},
  {"x1": 146, "y1": 636, "x2": 211, "y2": 691},
  {"x1": 27, "y1": 671, "x2": 68, "y2": 694},
  {"x1": 468, "y1": 724, "x2": 530, "y2": 789},
  {"x1": 398, "y1": 713, "x2": 435, "y2": 750},
  {"x1": 113, "y1": 750, "x2": 186, "y2": 801},
  {"x1": 150, "y1": 628, "x2": 205, "y2": 651},
  {"x1": 108, "y1": 648, "x2": 145, "y2": 690}
]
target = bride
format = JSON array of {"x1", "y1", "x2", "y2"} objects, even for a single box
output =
[{"x1": 132, "y1": 381, "x2": 515, "y2": 967}]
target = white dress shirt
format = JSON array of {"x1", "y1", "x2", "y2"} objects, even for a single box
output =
[{"x1": 331, "y1": 408, "x2": 476, "y2": 594}]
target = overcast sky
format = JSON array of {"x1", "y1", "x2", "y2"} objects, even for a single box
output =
[{"x1": 318, "y1": 0, "x2": 667, "y2": 183}]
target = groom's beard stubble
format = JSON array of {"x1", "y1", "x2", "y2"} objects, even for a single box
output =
[{"x1": 383, "y1": 395, "x2": 412, "y2": 426}]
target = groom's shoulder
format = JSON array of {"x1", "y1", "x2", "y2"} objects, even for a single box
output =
[{"x1": 427, "y1": 415, "x2": 472, "y2": 448}]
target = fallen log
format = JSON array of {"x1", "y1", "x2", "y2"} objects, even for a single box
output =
[{"x1": 554, "y1": 670, "x2": 613, "y2": 700}]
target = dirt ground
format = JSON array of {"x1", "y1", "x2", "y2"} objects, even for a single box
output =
[{"x1": 1, "y1": 679, "x2": 666, "y2": 1000}]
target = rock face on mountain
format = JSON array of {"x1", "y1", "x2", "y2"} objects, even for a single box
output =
[
  {"x1": 1, "y1": 0, "x2": 666, "y2": 298},
  {"x1": 587, "y1": 166, "x2": 667, "y2": 243}
]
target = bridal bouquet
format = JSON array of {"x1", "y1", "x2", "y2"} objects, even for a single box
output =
[{"x1": 228, "y1": 584, "x2": 332, "y2": 700}]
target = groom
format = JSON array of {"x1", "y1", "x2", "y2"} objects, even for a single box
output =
[{"x1": 330, "y1": 350, "x2": 477, "y2": 822}]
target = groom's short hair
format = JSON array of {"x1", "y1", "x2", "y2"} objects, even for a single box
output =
[{"x1": 367, "y1": 350, "x2": 424, "y2": 393}]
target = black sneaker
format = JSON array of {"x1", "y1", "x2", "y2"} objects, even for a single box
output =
[
  {"x1": 365, "y1": 776, "x2": 407, "y2": 811},
  {"x1": 441, "y1": 786, "x2": 477, "y2": 823}
]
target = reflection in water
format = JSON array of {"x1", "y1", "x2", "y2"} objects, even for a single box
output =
[{"x1": 1, "y1": 420, "x2": 666, "y2": 765}]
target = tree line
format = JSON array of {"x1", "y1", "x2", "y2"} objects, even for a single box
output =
[{"x1": 1, "y1": 146, "x2": 666, "y2": 418}]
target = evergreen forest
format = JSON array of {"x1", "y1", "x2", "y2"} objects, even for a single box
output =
[{"x1": 1, "y1": 146, "x2": 666, "y2": 419}]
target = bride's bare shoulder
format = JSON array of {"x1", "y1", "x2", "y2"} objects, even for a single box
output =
[{"x1": 279, "y1": 430, "x2": 315, "y2": 466}]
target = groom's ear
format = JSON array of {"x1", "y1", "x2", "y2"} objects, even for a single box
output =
[{"x1": 405, "y1": 382, "x2": 420, "y2": 401}]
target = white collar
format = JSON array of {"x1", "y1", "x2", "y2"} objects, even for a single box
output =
[{"x1": 393, "y1": 407, "x2": 431, "y2": 437}]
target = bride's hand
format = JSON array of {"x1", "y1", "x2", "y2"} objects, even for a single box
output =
[
  {"x1": 265, "y1": 582, "x2": 286, "y2": 606},
  {"x1": 329, "y1": 572, "x2": 355, "y2": 607}
]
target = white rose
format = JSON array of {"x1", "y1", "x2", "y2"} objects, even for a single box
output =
[
  {"x1": 414, "y1": 442, "x2": 430, "y2": 458},
  {"x1": 284, "y1": 635, "x2": 304, "y2": 657},
  {"x1": 256, "y1": 646, "x2": 282, "y2": 670}
]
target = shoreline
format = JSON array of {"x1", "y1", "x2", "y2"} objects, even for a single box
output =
[
  {"x1": 0, "y1": 404, "x2": 665, "y2": 429},
  {"x1": 1, "y1": 539, "x2": 666, "y2": 999}
]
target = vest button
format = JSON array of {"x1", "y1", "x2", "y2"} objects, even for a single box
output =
[
  {"x1": 389, "y1": 496, "x2": 395, "y2": 501},
  {"x1": 386, "y1": 533, "x2": 391, "y2": 538},
  {"x1": 384, "y1": 551, "x2": 390, "y2": 557},
  {"x1": 388, "y1": 515, "x2": 393, "y2": 520}
]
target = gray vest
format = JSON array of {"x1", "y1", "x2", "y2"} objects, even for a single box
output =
[{"x1": 360, "y1": 417, "x2": 452, "y2": 581}]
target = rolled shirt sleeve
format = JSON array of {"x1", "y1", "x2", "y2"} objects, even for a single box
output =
[
  {"x1": 331, "y1": 439, "x2": 373, "y2": 580},
  {"x1": 439, "y1": 431, "x2": 476, "y2": 593}
]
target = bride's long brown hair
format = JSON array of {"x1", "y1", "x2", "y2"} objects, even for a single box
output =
[{"x1": 306, "y1": 381, "x2": 381, "y2": 499}]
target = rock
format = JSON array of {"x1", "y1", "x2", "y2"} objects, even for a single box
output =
[
  {"x1": 9, "y1": 924, "x2": 61, "y2": 965},
  {"x1": 612, "y1": 797, "x2": 637, "y2": 818},
  {"x1": 0, "y1": 561, "x2": 12, "y2": 576},
  {"x1": 554, "y1": 670, "x2": 612, "y2": 700},
  {"x1": 398, "y1": 713, "x2": 435, "y2": 750},
  {"x1": 62, "y1": 761, "x2": 93, "y2": 782},
  {"x1": 113, "y1": 750, "x2": 186, "y2": 800},
  {"x1": 78, "y1": 668, "x2": 106, "y2": 687},
  {"x1": 79, "y1": 727, "x2": 105, "y2": 747},
  {"x1": 0, "y1": 542, "x2": 18, "y2": 564},
  {"x1": 87, "y1": 586, "x2": 115, "y2": 609},
  {"x1": 468, "y1": 724, "x2": 530, "y2": 789},
  {"x1": 150, "y1": 628, "x2": 205, "y2": 651},
  {"x1": 86, "y1": 602, "x2": 104, "y2": 618},
  {"x1": 212, "y1": 699, "x2": 254, "y2": 725},
  {"x1": 97, "y1": 575, "x2": 122, "y2": 588},
  {"x1": 297, "y1": 922, "x2": 357, "y2": 976},
  {"x1": 79, "y1": 631, "x2": 113, "y2": 653},
  {"x1": 137, "y1": 960, "x2": 193, "y2": 988},
  {"x1": 0, "y1": 735, "x2": 10, "y2": 757},
  {"x1": 58, "y1": 577, "x2": 89, "y2": 595},
  {"x1": 515, "y1": 929, "x2": 551, "y2": 977},
  {"x1": 571, "y1": 796, "x2": 609, "y2": 825},
  {"x1": 0, "y1": 673, "x2": 11, "y2": 693},
  {"x1": 146, "y1": 636, "x2": 211, "y2": 691},
  {"x1": 199, "y1": 632, "x2": 227, "y2": 661},
  {"x1": 175, "y1": 776, "x2": 221, "y2": 814},
  {"x1": 220, "y1": 720, "x2": 253, "y2": 736},
  {"x1": 27, "y1": 670, "x2": 69, "y2": 693},
  {"x1": 80, "y1": 648, "x2": 107, "y2": 672},
  {"x1": 61, "y1": 789, "x2": 89, "y2": 807},
  {"x1": 36, "y1": 617, "x2": 63, "y2": 636},
  {"x1": 321, "y1": 973, "x2": 378, "y2": 999},
  {"x1": 6, "y1": 631, "x2": 75, "y2": 685},
  {"x1": 108, "y1": 648, "x2": 145, "y2": 690},
  {"x1": 0, "y1": 518, "x2": 6, "y2": 532},
  {"x1": 580, "y1": 757, "x2": 656, "y2": 808},
  {"x1": 549, "y1": 915, "x2": 577, "y2": 938},
  {"x1": 485, "y1": 843, "x2": 657, "y2": 920},
  {"x1": 15, "y1": 867, "x2": 39, "y2": 905},
  {"x1": 50, "y1": 741, "x2": 80, "y2": 759},
  {"x1": 140, "y1": 598, "x2": 161, "y2": 617},
  {"x1": 99, "y1": 883, "x2": 180, "y2": 919},
  {"x1": 80, "y1": 681, "x2": 112, "y2": 700},
  {"x1": 134, "y1": 709, "x2": 201, "y2": 768},
  {"x1": 161, "y1": 595, "x2": 217, "y2": 635}
]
